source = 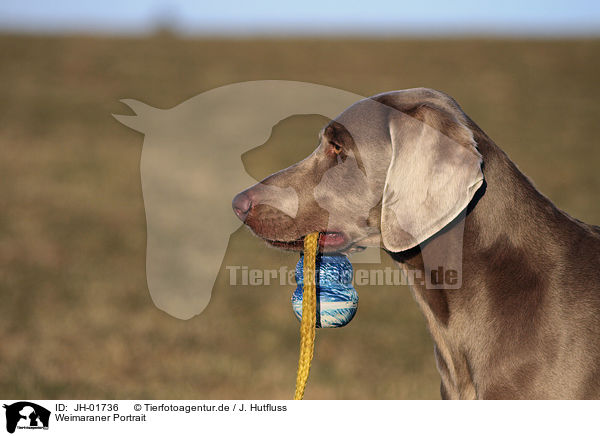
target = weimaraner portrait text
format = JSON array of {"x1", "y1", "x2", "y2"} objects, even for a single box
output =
[{"x1": 232, "y1": 88, "x2": 600, "y2": 399}]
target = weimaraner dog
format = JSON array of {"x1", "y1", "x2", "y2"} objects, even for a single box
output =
[{"x1": 232, "y1": 88, "x2": 600, "y2": 399}]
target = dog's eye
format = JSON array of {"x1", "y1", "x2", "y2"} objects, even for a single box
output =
[{"x1": 331, "y1": 142, "x2": 342, "y2": 155}]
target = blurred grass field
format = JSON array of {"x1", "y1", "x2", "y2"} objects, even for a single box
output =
[{"x1": 0, "y1": 34, "x2": 599, "y2": 399}]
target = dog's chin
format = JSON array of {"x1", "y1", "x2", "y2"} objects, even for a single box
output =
[{"x1": 263, "y1": 231, "x2": 351, "y2": 253}]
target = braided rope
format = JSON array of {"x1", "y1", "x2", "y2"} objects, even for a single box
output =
[{"x1": 294, "y1": 232, "x2": 319, "y2": 400}]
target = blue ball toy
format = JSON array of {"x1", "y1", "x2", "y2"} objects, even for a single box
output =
[{"x1": 291, "y1": 254, "x2": 358, "y2": 328}]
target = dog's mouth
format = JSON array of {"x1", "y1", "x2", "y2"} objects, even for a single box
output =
[{"x1": 265, "y1": 232, "x2": 348, "y2": 252}]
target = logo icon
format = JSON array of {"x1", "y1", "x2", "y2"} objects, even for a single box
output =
[{"x1": 3, "y1": 402, "x2": 50, "y2": 434}]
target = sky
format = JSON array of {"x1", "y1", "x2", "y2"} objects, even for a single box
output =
[{"x1": 0, "y1": 0, "x2": 599, "y2": 36}]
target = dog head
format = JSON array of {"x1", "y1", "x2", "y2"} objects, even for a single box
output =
[{"x1": 233, "y1": 88, "x2": 484, "y2": 253}]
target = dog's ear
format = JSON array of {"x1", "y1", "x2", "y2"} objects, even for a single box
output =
[{"x1": 381, "y1": 103, "x2": 484, "y2": 252}]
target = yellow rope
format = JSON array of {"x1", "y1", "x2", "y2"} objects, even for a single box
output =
[{"x1": 294, "y1": 232, "x2": 319, "y2": 400}]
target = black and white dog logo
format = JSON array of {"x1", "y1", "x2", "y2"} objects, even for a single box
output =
[{"x1": 3, "y1": 402, "x2": 50, "y2": 434}]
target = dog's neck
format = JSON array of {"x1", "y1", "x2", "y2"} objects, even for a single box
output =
[
  {"x1": 387, "y1": 127, "x2": 584, "y2": 399},
  {"x1": 392, "y1": 127, "x2": 574, "y2": 264}
]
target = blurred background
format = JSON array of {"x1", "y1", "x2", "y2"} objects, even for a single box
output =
[{"x1": 0, "y1": 0, "x2": 599, "y2": 399}]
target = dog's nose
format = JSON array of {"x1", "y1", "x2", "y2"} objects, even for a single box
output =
[{"x1": 232, "y1": 192, "x2": 252, "y2": 222}]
